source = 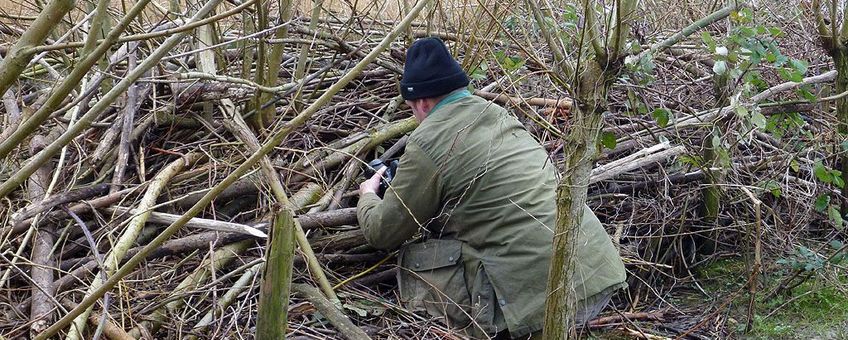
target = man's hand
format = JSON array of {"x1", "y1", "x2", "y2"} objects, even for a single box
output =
[{"x1": 360, "y1": 166, "x2": 388, "y2": 196}]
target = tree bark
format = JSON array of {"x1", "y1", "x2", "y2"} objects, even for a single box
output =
[
  {"x1": 291, "y1": 284, "x2": 371, "y2": 340},
  {"x1": 255, "y1": 210, "x2": 296, "y2": 338},
  {"x1": 544, "y1": 61, "x2": 607, "y2": 339},
  {"x1": 836, "y1": 50, "x2": 848, "y2": 214},
  {"x1": 531, "y1": 0, "x2": 634, "y2": 337}
]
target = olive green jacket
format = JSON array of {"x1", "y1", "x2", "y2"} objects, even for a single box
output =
[{"x1": 357, "y1": 93, "x2": 626, "y2": 338}]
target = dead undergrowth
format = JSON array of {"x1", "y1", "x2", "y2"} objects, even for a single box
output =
[{"x1": 0, "y1": 0, "x2": 846, "y2": 339}]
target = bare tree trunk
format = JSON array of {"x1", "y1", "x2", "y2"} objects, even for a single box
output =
[
  {"x1": 528, "y1": 0, "x2": 634, "y2": 337},
  {"x1": 810, "y1": 0, "x2": 848, "y2": 216},
  {"x1": 837, "y1": 51, "x2": 848, "y2": 214},
  {"x1": 250, "y1": 0, "x2": 292, "y2": 129},
  {"x1": 291, "y1": 0, "x2": 323, "y2": 112},
  {"x1": 544, "y1": 61, "x2": 608, "y2": 340},
  {"x1": 256, "y1": 210, "x2": 297, "y2": 338}
]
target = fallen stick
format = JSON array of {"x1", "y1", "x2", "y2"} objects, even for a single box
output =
[
  {"x1": 590, "y1": 142, "x2": 688, "y2": 184},
  {"x1": 24, "y1": 249, "x2": 377, "y2": 316},
  {"x1": 9, "y1": 183, "x2": 109, "y2": 230},
  {"x1": 291, "y1": 283, "x2": 371, "y2": 340},
  {"x1": 221, "y1": 97, "x2": 339, "y2": 308},
  {"x1": 189, "y1": 262, "x2": 263, "y2": 337},
  {"x1": 128, "y1": 241, "x2": 252, "y2": 337},
  {"x1": 8, "y1": 185, "x2": 145, "y2": 236},
  {"x1": 67, "y1": 153, "x2": 202, "y2": 340},
  {"x1": 592, "y1": 171, "x2": 704, "y2": 196},
  {"x1": 586, "y1": 311, "x2": 664, "y2": 328},
  {"x1": 350, "y1": 267, "x2": 398, "y2": 288},
  {"x1": 105, "y1": 206, "x2": 268, "y2": 238},
  {"x1": 473, "y1": 90, "x2": 573, "y2": 109},
  {"x1": 27, "y1": 136, "x2": 55, "y2": 337},
  {"x1": 88, "y1": 310, "x2": 133, "y2": 340},
  {"x1": 34, "y1": 2, "x2": 429, "y2": 335},
  {"x1": 750, "y1": 70, "x2": 836, "y2": 103},
  {"x1": 58, "y1": 208, "x2": 358, "y2": 272}
]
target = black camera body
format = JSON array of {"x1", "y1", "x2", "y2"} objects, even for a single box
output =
[{"x1": 364, "y1": 159, "x2": 399, "y2": 198}]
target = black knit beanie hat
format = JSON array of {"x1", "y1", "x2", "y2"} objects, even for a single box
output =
[{"x1": 400, "y1": 37, "x2": 469, "y2": 100}]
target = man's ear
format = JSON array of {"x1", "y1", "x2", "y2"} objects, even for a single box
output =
[{"x1": 409, "y1": 99, "x2": 425, "y2": 113}]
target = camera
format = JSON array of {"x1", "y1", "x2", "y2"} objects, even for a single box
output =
[{"x1": 364, "y1": 159, "x2": 399, "y2": 198}]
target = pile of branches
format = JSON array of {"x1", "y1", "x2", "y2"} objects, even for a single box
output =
[{"x1": 0, "y1": 0, "x2": 845, "y2": 339}]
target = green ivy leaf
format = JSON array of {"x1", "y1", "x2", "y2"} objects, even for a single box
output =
[
  {"x1": 713, "y1": 60, "x2": 728, "y2": 75},
  {"x1": 600, "y1": 131, "x2": 617, "y2": 150},
  {"x1": 828, "y1": 205, "x2": 844, "y2": 228},
  {"x1": 765, "y1": 52, "x2": 777, "y2": 63},
  {"x1": 678, "y1": 154, "x2": 704, "y2": 167},
  {"x1": 815, "y1": 194, "x2": 830, "y2": 212},
  {"x1": 778, "y1": 68, "x2": 803, "y2": 82},
  {"x1": 798, "y1": 85, "x2": 817, "y2": 102},
  {"x1": 711, "y1": 134, "x2": 722, "y2": 150},
  {"x1": 751, "y1": 111, "x2": 767, "y2": 129},
  {"x1": 701, "y1": 31, "x2": 716, "y2": 51},
  {"x1": 790, "y1": 159, "x2": 800, "y2": 172},
  {"x1": 814, "y1": 160, "x2": 833, "y2": 184},
  {"x1": 762, "y1": 180, "x2": 781, "y2": 198},
  {"x1": 738, "y1": 26, "x2": 755, "y2": 37},
  {"x1": 789, "y1": 59, "x2": 808, "y2": 75},
  {"x1": 652, "y1": 108, "x2": 670, "y2": 128},
  {"x1": 833, "y1": 170, "x2": 845, "y2": 188},
  {"x1": 470, "y1": 61, "x2": 488, "y2": 81},
  {"x1": 830, "y1": 240, "x2": 845, "y2": 250}
]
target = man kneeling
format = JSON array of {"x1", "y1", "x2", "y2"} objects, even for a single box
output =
[{"x1": 357, "y1": 37, "x2": 627, "y2": 339}]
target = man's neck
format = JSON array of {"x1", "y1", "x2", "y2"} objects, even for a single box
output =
[{"x1": 428, "y1": 87, "x2": 470, "y2": 116}]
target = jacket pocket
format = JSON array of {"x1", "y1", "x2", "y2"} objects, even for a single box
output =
[{"x1": 398, "y1": 238, "x2": 472, "y2": 328}]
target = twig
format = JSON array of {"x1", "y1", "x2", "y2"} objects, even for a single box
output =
[
  {"x1": 0, "y1": 0, "x2": 217, "y2": 199},
  {"x1": 62, "y1": 207, "x2": 110, "y2": 340},
  {"x1": 637, "y1": 2, "x2": 744, "y2": 59},
  {"x1": 0, "y1": 0, "x2": 75, "y2": 96},
  {"x1": 740, "y1": 187, "x2": 762, "y2": 333},
  {"x1": 750, "y1": 70, "x2": 837, "y2": 103},
  {"x1": 291, "y1": 283, "x2": 372, "y2": 340},
  {"x1": 0, "y1": 0, "x2": 153, "y2": 162},
  {"x1": 111, "y1": 50, "x2": 138, "y2": 194}
]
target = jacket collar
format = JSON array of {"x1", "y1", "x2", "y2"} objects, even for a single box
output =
[{"x1": 428, "y1": 88, "x2": 471, "y2": 117}]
